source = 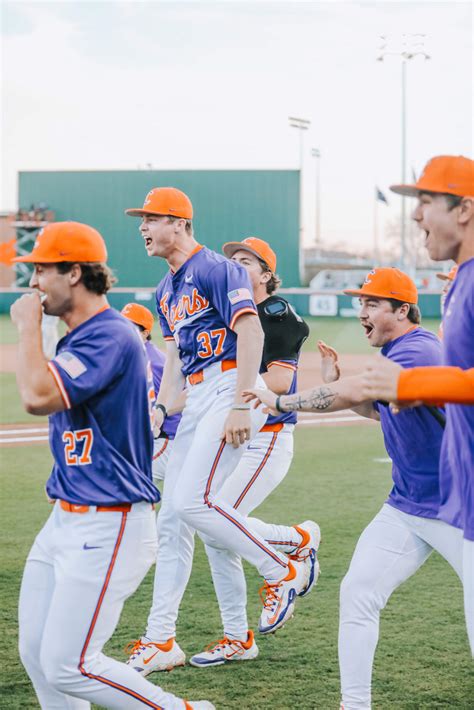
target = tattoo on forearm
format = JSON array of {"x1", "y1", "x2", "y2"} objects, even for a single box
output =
[{"x1": 281, "y1": 387, "x2": 337, "y2": 412}]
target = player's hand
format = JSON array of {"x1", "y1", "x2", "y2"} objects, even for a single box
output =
[
  {"x1": 389, "y1": 401, "x2": 423, "y2": 414},
  {"x1": 152, "y1": 407, "x2": 165, "y2": 439},
  {"x1": 362, "y1": 356, "x2": 402, "y2": 401},
  {"x1": 242, "y1": 388, "x2": 279, "y2": 415},
  {"x1": 223, "y1": 408, "x2": 251, "y2": 448},
  {"x1": 318, "y1": 340, "x2": 340, "y2": 383},
  {"x1": 10, "y1": 292, "x2": 43, "y2": 331}
]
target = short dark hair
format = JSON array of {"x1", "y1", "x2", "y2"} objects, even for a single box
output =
[
  {"x1": 166, "y1": 215, "x2": 193, "y2": 235},
  {"x1": 387, "y1": 298, "x2": 421, "y2": 324},
  {"x1": 136, "y1": 324, "x2": 152, "y2": 341},
  {"x1": 56, "y1": 262, "x2": 116, "y2": 295},
  {"x1": 257, "y1": 257, "x2": 282, "y2": 295},
  {"x1": 420, "y1": 191, "x2": 463, "y2": 211}
]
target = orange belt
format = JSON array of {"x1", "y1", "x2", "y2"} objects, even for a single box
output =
[
  {"x1": 260, "y1": 422, "x2": 284, "y2": 433},
  {"x1": 188, "y1": 359, "x2": 237, "y2": 386},
  {"x1": 60, "y1": 500, "x2": 132, "y2": 514}
]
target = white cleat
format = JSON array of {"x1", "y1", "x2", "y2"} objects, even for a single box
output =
[
  {"x1": 125, "y1": 637, "x2": 185, "y2": 676},
  {"x1": 290, "y1": 520, "x2": 321, "y2": 598},
  {"x1": 189, "y1": 630, "x2": 259, "y2": 668},
  {"x1": 187, "y1": 703, "x2": 216, "y2": 710},
  {"x1": 258, "y1": 558, "x2": 310, "y2": 635}
]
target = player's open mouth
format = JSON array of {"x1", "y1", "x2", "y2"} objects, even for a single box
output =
[
  {"x1": 362, "y1": 323, "x2": 374, "y2": 338},
  {"x1": 424, "y1": 230, "x2": 430, "y2": 243},
  {"x1": 144, "y1": 237, "x2": 152, "y2": 248},
  {"x1": 39, "y1": 292, "x2": 47, "y2": 304}
]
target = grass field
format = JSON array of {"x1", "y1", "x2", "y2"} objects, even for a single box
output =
[
  {"x1": 1, "y1": 427, "x2": 471, "y2": 710},
  {"x1": 0, "y1": 314, "x2": 442, "y2": 353}
]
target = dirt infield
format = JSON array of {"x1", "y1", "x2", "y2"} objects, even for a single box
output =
[{"x1": 0, "y1": 342, "x2": 370, "y2": 383}]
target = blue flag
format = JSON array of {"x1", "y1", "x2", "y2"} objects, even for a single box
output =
[{"x1": 376, "y1": 186, "x2": 388, "y2": 204}]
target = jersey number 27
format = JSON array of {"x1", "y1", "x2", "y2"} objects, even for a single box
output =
[{"x1": 62, "y1": 429, "x2": 94, "y2": 466}]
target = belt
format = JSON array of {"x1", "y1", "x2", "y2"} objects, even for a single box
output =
[
  {"x1": 260, "y1": 422, "x2": 284, "y2": 433},
  {"x1": 60, "y1": 500, "x2": 133, "y2": 514},
  {"x1": 188, "y1": 359, "x2": 237, "y2": 386}
]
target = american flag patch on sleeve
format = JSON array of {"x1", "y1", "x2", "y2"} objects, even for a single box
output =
[
  {"x1": 227, "y1": 288, "x2": 252, "y2": 305},
  {"x1": 54, "y1": 352, "x2": 87, "y2": 379}
]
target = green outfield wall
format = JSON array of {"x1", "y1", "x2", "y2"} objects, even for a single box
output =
[
  {"x1": 0, "y1": 289, "x2": 442, "y2": 318},
  {"x1": 18, "y1": 170, "x2": 300, "y2": 288}
]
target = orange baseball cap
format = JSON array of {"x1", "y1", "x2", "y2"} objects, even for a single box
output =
[
  {"x1": 121, "y1": 303, "x2": 154, "y2": 332},
  {"x1": 125, "y1": 187, "x2": 193, "y2": 219},
  {"x1": 344, "y1": 267, "x2": 418, "y2": 304},
  {"x1": 436, "y1": 265, "x2": 458, "y2": 282},
  {"x1": 391, "y1": 155, "x2": 474, "y2": 198},
  {"x1": 13, "y1": 222, "x2": 107, "y2": 263},
  {"x1": 222, "y1": 237, "x2": 277, "y2": 273}
]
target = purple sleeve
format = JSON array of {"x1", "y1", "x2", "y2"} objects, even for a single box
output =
[
  {"x1": 203, "y1": 260, "x2": 257, "y2": 330},
  {"x1": 48, "y1": 333, "x2": 125, "y2": 408}
]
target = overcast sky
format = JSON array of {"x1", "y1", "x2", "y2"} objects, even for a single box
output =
[{"x1": 2, "y1": 0, "x2": 473, "y2": 250}]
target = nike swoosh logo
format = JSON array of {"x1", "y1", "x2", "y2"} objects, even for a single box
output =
[
  {"x1": 83, "y1": 543, "x2": 102, "y2": 550},
  {"x1": 216, "y1": 387, "x2": 230, "y2": 395},
  {"x1": 143, "y1": 651, "x2": 159, "y2": 664},
  {"x1": 185, "y1": 275, "x2": 193, "y2": 283}
]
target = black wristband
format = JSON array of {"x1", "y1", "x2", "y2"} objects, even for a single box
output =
[
  {"x1": 154, "y1": 403, "x2": 167, "y2": 419},
  {"x1": 275, "y1": 396, "x2": 283, "y2": 412}
]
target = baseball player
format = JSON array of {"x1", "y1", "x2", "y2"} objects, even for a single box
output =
[
  {"x1": 11, "y1": 222, "x2": 214, "y2": 710},
  {"x1": 41, "y1": 313, "x2": 60, "y2": 359},
  {"x1": 124, "y1": 189, "x2": 317, "y2": 672},
  {"x1": 245, "y1": 266, "x2": 466, "y2": 709},
  {"x1": 188, "y1": 237, "x2": 319, "y2": 667},
  {"x1": 121, "y1": 302, "x2": 181, "y2": 483},
  {"x1": 362, "y1": 155, "x2": 474, "y2": 656},
  {"x1": 363, "y1": 356, "x2": 474, "y2": 405}
]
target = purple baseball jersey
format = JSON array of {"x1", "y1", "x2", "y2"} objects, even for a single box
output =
[
  {"x1": 374, "y1": 327, "x2": 444, "y2": 518},
  {"x1": 155, "y1": 245, "x2": 257, "y2": 376},
  {"x1": 46, "y1": 308, "x2": 159, "y2": 506},
  {"x1": 438, "y1": 257, "x2": 474, "y2": 540},
  {"x1": 144, "y1": 340, "x2": 181, "y2": 439}
]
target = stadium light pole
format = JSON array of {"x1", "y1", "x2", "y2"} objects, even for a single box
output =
[
  {"x1": 312, "y1": 148, "x2": 321, "y2": 246},
  {"x1": 289, "y1": 116, "x2": 311, "y2": 282},
  {"x1": 377, "y1": 34, "x2": 430, "y2": 270}
]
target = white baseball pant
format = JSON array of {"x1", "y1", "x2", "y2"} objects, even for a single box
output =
[
  {"x1": 463, "y1": 538, "x2": 474, "y2": 656},
  {"x1": 41, "y1": 314, "x2": 60, "y2": 360},
  {"x1": 145, "y1": 364, "x2": 298, "y2": 642},
  {"x1": 339, "y1": 503, "x2": 464, "y2": 710},
  {"x1": 200, "y1": 424, "x2": 297, "y2": 639},
  {"x1": 152, "y1": 436, "x2": 174, "y2": 484},
  {"x1": 19, "y1": 501, "x2": 191, "y2": 709}
]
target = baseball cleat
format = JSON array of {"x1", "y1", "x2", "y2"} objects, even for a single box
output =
[
  {"x1": 258, "y1": 558, "x2": 310, "y2": 635},
  {"x1": 189, "y1": 630, "x2": 258, "y2": 667},
  {"x1": 125, "y1": 637, "x2": 185, "y2": 675},
  {"x1": 291, "y1": 520, "x2": 321, "y2": 598},
  {"x1": 186, "y1": 702, "x2": 216, "y2": 710}
]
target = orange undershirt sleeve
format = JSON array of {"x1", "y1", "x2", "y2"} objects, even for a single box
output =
[{"x1": 397, "y1": 367, "x2": 474, "y2": 405}]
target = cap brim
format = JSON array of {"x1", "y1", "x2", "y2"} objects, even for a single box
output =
[
  {"x1": 389, "y1": 183, "x2": 421, "y2": 197},
  {"x1": 343, "y1": 289, "x2": 365, "y2": 297},
  {"x1": 125, "y1": 208, "x2": 160, "y2": 217},
  {"x1": 222, "y1": 242, "x2": 272, "y2": 270},
  {"x1": 11, "y1": 254, "x2": 56, "y2": 263}
]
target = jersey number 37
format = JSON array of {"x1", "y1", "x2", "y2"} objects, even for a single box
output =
[
  {"x1": 196, "y1": 328, "x2": 226, "y2": 359},
  {"x1": 62, "y1": 429, "x2": 94, "y2": 466}
]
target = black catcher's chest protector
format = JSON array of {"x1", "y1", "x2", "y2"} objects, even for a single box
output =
[{"x1": 257, "y1": 296, "x2": 310, "y2": 369}]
